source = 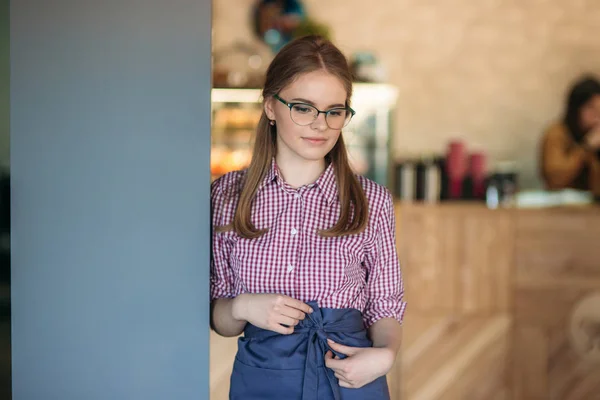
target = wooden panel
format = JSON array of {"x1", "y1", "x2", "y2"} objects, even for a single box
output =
[
  {"x1": 515, "y1": 209, "x2": 600, "y2": 286},
  {"x1": 547, "y1": 323, "x2": 600, "y2": 400},
  {"x1": 461, "y1": 212, "x2": 514, "y2": 314},
  {"x1": 400, "y1": 312, "x2": 511, "y2": 400},
  {"x1": 512, "y1": 326, "x2": 548, "y2": 400},
  {"x1": 398, "y1": 202, "x2": 600, "y2": 400},
  {"x1": 398, "y1": 208, "x2": 451, "y2": 312},
  {"x1": 513, "y1": 208, "x2": 600, "y2": 400},
  {"x1": 512, "y1": 290, "x2": 600, "y2": 400},
  {"x1": 397, "y1": 203, "x2": 514, "y2": 315}
]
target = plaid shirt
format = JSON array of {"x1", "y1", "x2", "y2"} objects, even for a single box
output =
[{"x1": 210, "y1": 160, "x2": 406, "y2": 327}]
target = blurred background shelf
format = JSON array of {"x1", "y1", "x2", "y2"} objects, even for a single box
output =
[{"x1": 211, "y1": 84, "x2": 399, "y2": 185}]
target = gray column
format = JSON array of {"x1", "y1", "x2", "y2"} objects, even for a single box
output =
[
  {"x1": 0, "y1": 0, "x2": 8, "y2": 165},
  {"x1": 10, "y1": 1, "x2": 211, "y2": 399}
]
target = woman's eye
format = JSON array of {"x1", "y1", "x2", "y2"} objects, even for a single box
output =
[{"x1": 293, "y1": 106, "x2": 312, "y2": 114}]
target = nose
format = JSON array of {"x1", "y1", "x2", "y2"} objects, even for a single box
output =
[{"x1": 311, "y1": 112, "x2": 328, "y2": 131}]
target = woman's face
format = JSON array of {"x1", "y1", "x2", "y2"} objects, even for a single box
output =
[
  {"x1": 579, "y1": 94, "x2": 600, "y2": 133},
  {"x1": 264, "y1": 70, "x2": 348, "y2": 165}
]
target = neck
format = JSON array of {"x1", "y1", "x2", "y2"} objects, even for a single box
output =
[{"x1": 275, "y1": 155, "x2": 326, "y2": 188}]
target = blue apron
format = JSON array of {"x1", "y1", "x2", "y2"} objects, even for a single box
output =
[{"x1": 229, "y1": 301, "x2": 390, "y2": 400}]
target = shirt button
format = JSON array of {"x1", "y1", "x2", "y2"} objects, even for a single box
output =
[
  {"x1": 291, "y1": 228, "x2": 297, "y2": 235},
  {"x1": 287, "y1": 264, "x2": 294, "y2": 272},
  {"x1": 295, "y1": 193, "x2": 301, "y2": 199}
]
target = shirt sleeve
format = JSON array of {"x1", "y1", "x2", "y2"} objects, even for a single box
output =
[
  {"x1": 362, "y1": 188, "x2": 407, "y2": 328},
  {"x1": 210, "y1": 178, "x2": 236, "y2": 300}
]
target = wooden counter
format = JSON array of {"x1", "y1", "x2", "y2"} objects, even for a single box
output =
[
  {"x1": 209, "y1": 203, "x2": 600, "y2": 400},
  {"x1": 396, "y1": 202, "x2": 600, "y2": 400}
]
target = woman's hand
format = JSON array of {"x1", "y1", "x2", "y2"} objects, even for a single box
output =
[
  {"x1": 324, "y1": 339, "x2": 395, "y2": 389},
  {"x1": 584, "y1": 126, "x2": 600, "y2": 150},
  {"x1": 231, "y1": 293, "x2": 313, "y2": 335}
]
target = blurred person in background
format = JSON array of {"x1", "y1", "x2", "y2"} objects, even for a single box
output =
[{"x1": 540, "y1": 75, "x2": 600, "y2": 199}]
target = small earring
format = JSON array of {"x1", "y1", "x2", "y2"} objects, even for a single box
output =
[{"x1": 269, "y1": 120, "x2": 275, "y2": 126}]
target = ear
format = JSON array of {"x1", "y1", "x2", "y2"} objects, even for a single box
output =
[{"x1": 264, "y1": 97, "x2": 276, "y2": 121}]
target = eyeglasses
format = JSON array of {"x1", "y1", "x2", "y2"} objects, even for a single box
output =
[{"x1": 274, "y1": 94, "x2": 356, "y2": 130}]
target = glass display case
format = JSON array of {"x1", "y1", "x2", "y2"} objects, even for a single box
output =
[{"x1": 211, "y1": 83, "x2": 398, "y2": 187}]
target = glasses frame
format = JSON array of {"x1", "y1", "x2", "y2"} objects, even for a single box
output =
[{"x1": 273, "y1": 94, "x2": 356, "y2": 129}]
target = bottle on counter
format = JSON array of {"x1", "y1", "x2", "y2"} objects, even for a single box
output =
[
  {"x1": 434, "y1": 156, "x2": 449, "y2": 200},
  {"x1": 415, "y1": 155, "x2": 441, "y2": 203},
  {"x1": 445, "y1": 141, "x2": 467, "y2": 200},
  {"x1": 485, "y1": 161, "x2": 519, "y2": 209},
  {"x1": 497, "y1": 161, "x2": 519, "y2": 208},
  {"x1": 393, "y1": 159, "x2": 415, "y2": 202},
  {"x1": 469, "y1": 152, "x2": 487, "y2": 200},
  {"x1": 394, "y1": 154, "x2": 441, "y2": 203},
  {"x1": 415, "y1": 157, "x2": 426, "y2": 202},
  {"x1": 485, "y1": 176, "x2": 500, "y2": 209}
]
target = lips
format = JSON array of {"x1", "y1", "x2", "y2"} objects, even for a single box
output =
[{"x1": 302, "y1": 137, "x2": 327, "y2": 144}]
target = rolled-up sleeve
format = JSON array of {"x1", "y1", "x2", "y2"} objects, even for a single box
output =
[
  {"x1": 210, "y1": 179, "x2": 235, "y2": 300},
  {"x1": 363, "y1": 189, "x2": 407, "y2": 328}
]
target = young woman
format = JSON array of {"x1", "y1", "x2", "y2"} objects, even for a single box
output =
[
  {"x1": 540, "y1": 75, "x2": 600, "y2": 198},
  {"x1": 210, "y1": 35, "x2": 406, "y2": 400}
]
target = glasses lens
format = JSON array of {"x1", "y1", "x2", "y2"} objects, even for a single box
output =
[
  {"x1": 290, "y1": 104, "x2": 318, "y2": 126},
  {"x1": 326, "y1": 109, "x2": 352, "y2": 129}
]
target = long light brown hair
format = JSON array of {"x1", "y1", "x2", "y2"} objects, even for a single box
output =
[{"x1": 223, "y1": 35, "x2": 368, "y2": 239}]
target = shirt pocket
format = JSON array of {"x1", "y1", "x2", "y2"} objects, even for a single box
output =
[{"x1": 335, "y1": 234, "x2": 366, "y2": 281}]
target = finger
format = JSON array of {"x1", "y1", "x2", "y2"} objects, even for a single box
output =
[
  {"x1": 324, "y1": 351, "x2": 333, "y2": 366},
  {"x1": 334, "y1": 372, "x2": 350, "y2": 382},
  {"x1": 324, "y1": 351, "x2": 342, "y2": 370},
  {"x1": 269, "y1": 323, "x2": 294, "y2": 335},
  {"x1": 338, "y1": 378, "x2": 353, "y2": 388},
  {"x1": 272, "y1": 298, "x2": 306, "y2": 321},
  {"x1": 276, "y1": 315, "x2": 299, "y2": 327},
  {"x1": 325, "y1": 356, "x2": 348, "y2": 373},
  {"x1": 280, "y1": 305, "x2": 306, "y2": 321},
  {"x1": 284, "y1": 298, "x2": 314, "y2": 314},
  {"x1": 327, "y1": 339, "x2": 359, "y2": 356}
]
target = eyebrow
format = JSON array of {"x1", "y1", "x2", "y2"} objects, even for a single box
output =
[{"x1": 290, "y1": 97, "x2": 346, "y2": 109}]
